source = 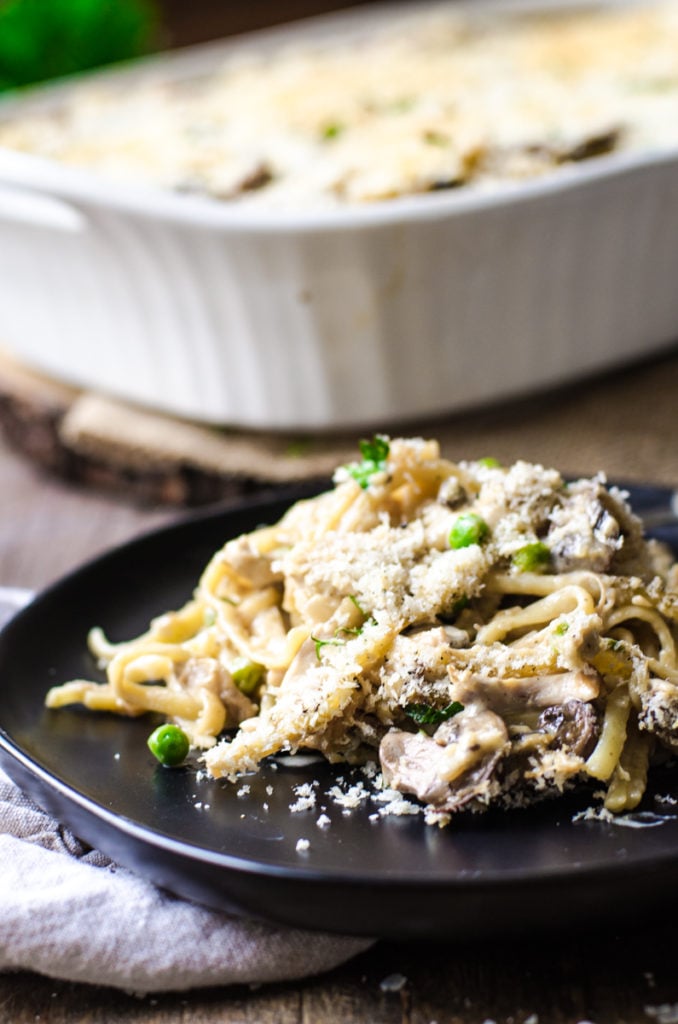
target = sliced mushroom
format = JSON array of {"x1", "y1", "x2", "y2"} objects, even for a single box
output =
[
  {"x1": 639, "y1": 678, "x2": 678, "y2": 752},
  {"x1": 437, "y1": 475, "x2": 466, "y2": 509},
  {"x1": 558, "y1": 127, "x2": 620, "y2": 163},
  {"x1": 379, "y1": 705, "x2": 509, "y2": 811},
  {"x1": 450, "y1": 667, "x2": 600, "y2": 713},
  {"x1": 548, "y1": 480, "x2": 623, "y2": 573},
  {"x1": 538, "y1": 699, "x2": 600, "y2": 758},
  {"x1": 379, "y1": 731, "x2": 451, "y2": 805}
]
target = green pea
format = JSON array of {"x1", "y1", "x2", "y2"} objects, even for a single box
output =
[
  {"x1": 449, "y1": 513, "x2": 490, "y2": 549},
  {"x1": 231, "y1": 658, "x2": 265, "y2": 695},
  {"x1": 512, "y1": 541, "x2": 550, "y2": 573},
  {"x1": 147, "y1": 724, "x2": 190, "y2": 766}
]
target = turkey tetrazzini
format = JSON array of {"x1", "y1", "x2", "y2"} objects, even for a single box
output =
[{"x1": 46, "y1": 437, "x2": 678, "y2": 824}]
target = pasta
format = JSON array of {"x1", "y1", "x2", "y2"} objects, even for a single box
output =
[{"x1": 45, "y1": 437, "x2": 678, "y2": 823}]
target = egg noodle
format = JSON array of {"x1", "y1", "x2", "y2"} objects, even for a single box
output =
[{"x1": 45, "y1": 437, "x2": 678, "y2": 823}]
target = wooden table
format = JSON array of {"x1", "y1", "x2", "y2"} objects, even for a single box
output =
[{"x1": 1, "y1": 346, "x2": 678, "y2": 1021}]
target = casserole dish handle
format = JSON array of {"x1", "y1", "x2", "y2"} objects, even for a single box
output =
[{"x1": 0, "y1": 184, "x2": 86, "y2": 233}]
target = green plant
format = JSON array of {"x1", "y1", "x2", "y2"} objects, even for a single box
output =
[{"x1": 0, "y1": 0, "x2": 160, "y2": 91}]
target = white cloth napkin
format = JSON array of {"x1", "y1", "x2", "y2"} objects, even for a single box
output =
[
  {"x1": 0, "y1": 590, "x2": 372, "y2": 991},
  {"x1": 0, "y1": 767, "x2": 373, "y2": 992}
]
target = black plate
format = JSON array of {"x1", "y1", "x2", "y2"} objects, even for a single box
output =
[{"x1": 1, "y1": 485, "x2": 678, "y2": 939}]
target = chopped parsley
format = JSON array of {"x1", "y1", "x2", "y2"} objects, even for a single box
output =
[
  {"x1": 405, "y1": 701, "x2": 464, "y2": 726},
  {"x1": 347, "y1": 594, "x2": 376, "y2": 627},
  {"x1": 312, "y1": 617, "x2": 375, "y2": 660},
  {"x1": 311, "y1": 634, "x2": 347, "y2": 659},
  {"x1": 336, "y1": 625, "x2": 362, "y2": 639},
  {"x1": 345, "y1": 435, "x2": 390, "y2": 489},
  {"x1": 554, "y1": 621, "x2": 569, "y2": 636}
]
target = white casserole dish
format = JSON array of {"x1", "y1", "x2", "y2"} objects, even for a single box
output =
[{"x1": 0, "y1": 1, "x2": 677, "y2": 431}]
